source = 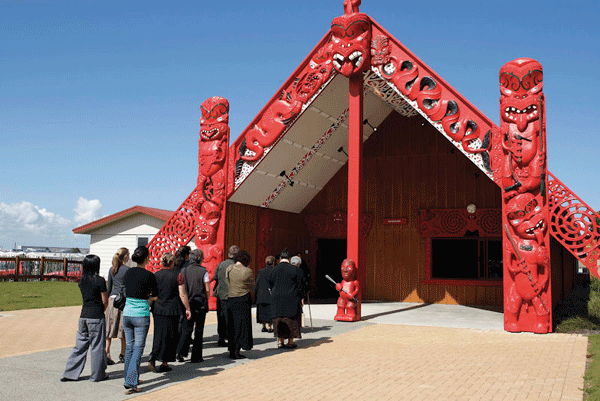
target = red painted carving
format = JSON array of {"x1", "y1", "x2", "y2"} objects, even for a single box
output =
[
  {"x1": 419, "y1": 209, "x2": 502, "y2": 238},
  {"x1": 499, "y1": 59, "x2": 544, "y2": 200},
  {"x1": 334, "y1": 259, "x2": 360, "y2": 321},
  {"x1": 371, "y1": 35, "x2": 391, "y2": 67},
  {"x1": 147, "y1": 97, "x2": 230, "y2": 311},
  {"x1": 329, "y1": 12, "x2": 371, "y2": 77},
  {"x1": 371, "y1": 31, "x2": 492, "y2": 170},
  {"x1": 504, "y1": 193, "x2": 550, "y2": 333},
  {"x1": 238, "y1": 49, "x2": 334, "y2": 164},
  {"x1": 343, "y1": 0, "x2": 361, "y2": 14},
  {"x1": 496, "y1": 58, "x2": 551, "y2": 333},
  {"x1": 548, "y1": 172, "x2": 600, "y2": 277}
]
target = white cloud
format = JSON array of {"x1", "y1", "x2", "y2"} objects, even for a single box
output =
[
  {"x1": 0, "y1": 201, "x2": 74, "y2": 247},
  {"x1": 73, "y1": 197, "x2": 103, "y2": 225},
  {"x1": 0, "y1": 198, "x2": 102, "y2": 249}
]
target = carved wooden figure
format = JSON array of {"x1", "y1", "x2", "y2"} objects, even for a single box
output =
[
  {"x1": 334, "y1": 259, "x2": 360, "y2": 322},
  {"x1": 497, "y1": 58, "x2": 551, "y2": 333},
  {"x1": 146, "y1": 96, "x2": 230, "y2": 311}
]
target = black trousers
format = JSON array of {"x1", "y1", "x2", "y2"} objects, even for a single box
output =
[
  {"x1": 176, "y1": 310, "x2": 206, "y2": 362},
  {"x1": 227, "y1": 293, "x2": 253, "y2": 353},
  {"x1": 150, "y1": 314, "x2": 178, "y2": 362},
  {"x1": 216, "y1": 298, "x2": 229, "y2": 341}
]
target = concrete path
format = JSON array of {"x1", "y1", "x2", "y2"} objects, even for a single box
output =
[{"x1": 0, "y1": 303, "x2": 588, "y2": 400}]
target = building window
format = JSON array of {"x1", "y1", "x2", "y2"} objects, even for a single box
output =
[
  {"x1": 431, "y1": 238, "x2": 503, "y2": 280},
  {"x1": 137, "y1": 237, "x2": 149, "y2": 247}
]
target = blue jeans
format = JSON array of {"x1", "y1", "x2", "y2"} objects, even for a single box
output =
[{"x1": 122, "y1": 316, "x2": 150, "y2": 389}]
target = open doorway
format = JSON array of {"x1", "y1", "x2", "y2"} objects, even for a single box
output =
[{"x1": 314, "y1": 238, "x2": 347, "y2": 301}]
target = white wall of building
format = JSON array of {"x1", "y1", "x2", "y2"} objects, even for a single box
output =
[{"x1": 87, "y1": 213, "x2": 167, "y2": 279}]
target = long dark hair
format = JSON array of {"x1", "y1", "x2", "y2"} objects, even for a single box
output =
[{"x1": 79, "y1": 254, "x2": 101, "y2": 286}]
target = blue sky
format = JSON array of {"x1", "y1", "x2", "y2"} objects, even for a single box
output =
[{"x1": 1, "y1": 0, "x2": 599, "y2": 248}]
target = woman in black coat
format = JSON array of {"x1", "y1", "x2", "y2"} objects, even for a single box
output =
[
  {"x1": 255, "y1": 256, "x2": 275, "y2": 332},
  {"x1": 268, "y1": 249, "x2": 305, "y2": 349},
  {"x1": 148, "y1": 252, "x2": 181, "y2": 373}
]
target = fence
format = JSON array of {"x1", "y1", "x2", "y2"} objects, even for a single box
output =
[{"x1": 0, "y1": 256, "x2": 83, "y2": 282}]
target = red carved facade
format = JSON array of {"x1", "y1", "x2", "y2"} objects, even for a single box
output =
[
  {"x1": 140, "y1": 1, "x2": 600, "y2": 333},
  {"x1": 147, "y1": 96, "x2": 230, "y2": 310},
  {"x1": 494, "y1": 59, "x2": 551, "y2": 333}
]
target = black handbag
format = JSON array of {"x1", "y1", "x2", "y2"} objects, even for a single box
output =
[{"x1": 113, "y1": 289, "x2": 126, "y2": 311}]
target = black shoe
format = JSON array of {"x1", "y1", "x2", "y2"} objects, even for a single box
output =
[
  {"x1": 60, "y1": 377, "x2": 77, "y2": 382},
  {"x1": 119, "y1": 354, "x2": 125, "y2": 363},
  {"x1": 106, "y1": 358, "x2": 115, "y2": 366},
  {"x1": 268, "y1": 328, "x2": 274, "y2": 333},
  {"x1": 176, "y1": 355, "x2": 185, "y2": 363},
  {"x1": 235, "y1": 352, "x2": 246, "y2": 359},
  {"x1": 217, "y1": 339, "x2": 228, "y2": 347},
  {"x1": 190, "y1": 358, "x2": 204, "y2": 363},
  {"x1": 261, "y1": 327, "x2": 268, "y2": 332},
  {"x1": 158, "y1": 364, "x2": 173, "y2": 372}
]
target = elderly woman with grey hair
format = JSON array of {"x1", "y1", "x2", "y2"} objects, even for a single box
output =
[{"x1": 176, "y1": 249, "x2": 210, "y2": 363}]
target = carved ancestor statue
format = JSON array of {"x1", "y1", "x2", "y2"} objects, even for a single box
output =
[
  {"x1": 499, "y1": 58, "x2": 545, "y2": 200},
  {"x1": 497, "y1": 58, "x2": 551, "y2": 333},
  {"x1": 196, "y1": 96, "x2": 230, "y2": 309},
  {"x1": 334, "y1": 259, "x2": 360, "y2": 322},
  {"x1": 145, "y1": 96, "x2": 230, "y2": 312},
  {"x1": 504, "y1": 193, "x2": 550, "y2": 333}
]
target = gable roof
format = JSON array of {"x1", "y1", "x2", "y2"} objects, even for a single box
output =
[
  {"x1": 73, "y1": 205, "x2": 174, "y2": 234},
  {"x1": 227, "y1": 14, "x2": 496, "y2": 214}
]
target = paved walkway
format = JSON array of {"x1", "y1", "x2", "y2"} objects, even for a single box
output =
[{"x1": 0, "y1": 303, "x2": 588, "y2": 400}]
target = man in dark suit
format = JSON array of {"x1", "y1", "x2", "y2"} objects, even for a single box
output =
[{"x1": 268, "y1": 248, "x2": 305, "y2": 349}]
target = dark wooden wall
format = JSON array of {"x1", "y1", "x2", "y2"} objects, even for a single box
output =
[
  {"x1": 226, "y1": 110, "x2": 577, "y2": 309},
  {"x1": 303, "y1": 112, "x2": 504, "y2": 307},
  {"x1": 225, "y1": 201, "x2": 305, "y2": 275}
]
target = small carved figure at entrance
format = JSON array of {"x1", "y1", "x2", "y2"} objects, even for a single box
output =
[{"x1": 334, "y1": 259, "x2": 360, "y2": 321}]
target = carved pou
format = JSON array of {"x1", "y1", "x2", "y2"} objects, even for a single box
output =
[
  {"x1": 497, "y1": 58, "x2": 551, "y2": 333},
  {"x1": 504, "y1": 193, "x2": 550, "y2": 333},
  {"x1": 197, "y1": 96, "x2": 230, "y2": 309},
  {"x1": 499, "y1": 58, "x2": 545, "y2": 199}
]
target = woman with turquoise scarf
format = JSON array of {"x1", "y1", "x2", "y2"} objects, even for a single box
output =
[{"x1": 121, "y1": 246, "x2": 157, "y2": 394}]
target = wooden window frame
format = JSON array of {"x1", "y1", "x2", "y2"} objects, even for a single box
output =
[{"x1": 419, "y1": 208, "x2": 503, "y2": 287}]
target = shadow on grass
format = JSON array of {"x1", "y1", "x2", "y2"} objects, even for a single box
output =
[{"x1": 553, "y1": 279, "x2": 600, "y2": 333}]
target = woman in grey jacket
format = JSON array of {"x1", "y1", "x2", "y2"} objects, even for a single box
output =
[{"x1": 105, "y1": 247, "x2": 129, "y2": 364}]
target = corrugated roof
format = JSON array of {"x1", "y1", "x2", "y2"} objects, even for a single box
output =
[{"x1": 72, "y1": 205, "x2": 174, "y2": 234}]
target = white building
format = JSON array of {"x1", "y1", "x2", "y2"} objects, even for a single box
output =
[{"x1": 73, "y1": 206, "x2": 174, "y2": 278}]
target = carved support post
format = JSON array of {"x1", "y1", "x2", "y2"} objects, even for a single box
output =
[
  {"x1": 347, "y1": 74, "x2": 364, "y2": 319},
  {"x1": 495, "y1": 58, "x2": 552, "y2": 333},
  {"x1": 195, "y1": 97, "x2": 230, "y2": 311}
]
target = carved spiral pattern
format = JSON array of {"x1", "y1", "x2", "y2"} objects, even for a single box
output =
[
  {"x1": 165, "y1": 208, "x2": 196, "y2": 240},
  {"x1": 548, "y1": 173, "x2": 600, "y2": 264},
  {"x1": 440, "y1": 211, "x2": 467, "y2": 235},
  {"x1": 479, "y1": 209, "x2": 502, "y2": 236}
]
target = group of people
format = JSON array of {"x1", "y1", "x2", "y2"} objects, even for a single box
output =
[{"x1": 60, "y1": 244, "x2": 309, "y2": 394}]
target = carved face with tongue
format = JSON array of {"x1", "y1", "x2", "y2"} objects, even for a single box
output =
[
  {"x1": 507, "y1": 193, "x2": 547, "y2": 245},
  {"x1": 330, "y1": 12, "x2": 371, "y2": 77},
  {"x1": 499, "y1": 58, "x2": 543, "y2": 133}
]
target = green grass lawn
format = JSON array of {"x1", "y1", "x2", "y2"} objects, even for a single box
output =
[
  {"x1": 586, "y1": 335, "x2": 600, "y2": 400},
  {"x1": 0, "y1": 281, "x2": 82, "y2": 311}
]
